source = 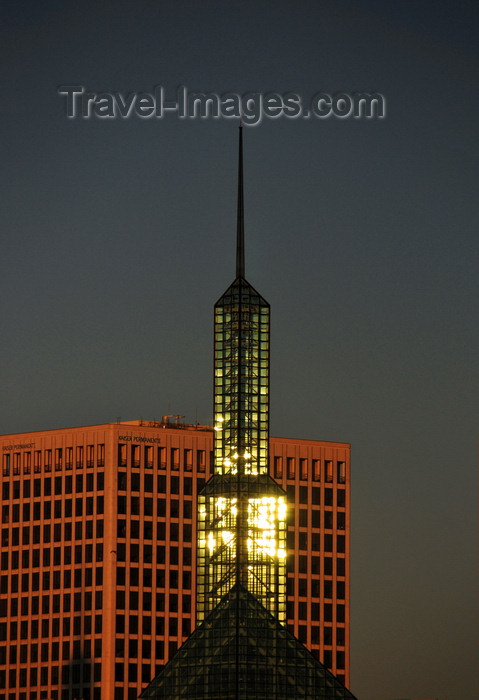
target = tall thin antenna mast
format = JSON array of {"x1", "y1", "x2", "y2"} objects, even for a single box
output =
[{"x1": 236, "y1": 125, "x2": 245, "y2": 278}]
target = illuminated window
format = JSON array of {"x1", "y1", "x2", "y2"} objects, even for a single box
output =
[
  {"x1": 170, "y1": 448, "x2": 179, "y2": 470},
  {"x1": 118, "y1": 444, "x2": 126, "y2": 467},
  {"x1": 325, "y1": 460, "x2": 333, "y2": 482},
  {"x1": 196, "y1": 450, "x2": 206, "y2": 472},
  {"x1": 274, "y1": 456, "x2": 283, "y2": 478},
  {"x1": 287, "y1": 457, "x2": 295, "y2": 479},
  {"x1": 184, "y1": 449, "x2": 192, "y2": 470},
  {"x1": 299, "y1": 458, "x2": 308, "y2": 480},
  {"x1": 2, "y1": 453, "x2": 10, "y2": 476},
  {"x1": 158, "y1": 446, "x2": 166, "y2": 467}
]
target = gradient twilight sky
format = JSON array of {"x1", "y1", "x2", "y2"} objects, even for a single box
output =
[{"x1": 1, "y1": 2, "x2": 478, "y2": 698}]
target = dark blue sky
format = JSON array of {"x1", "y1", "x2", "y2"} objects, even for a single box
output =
[{"x1": 1, "y1": 2, "x2": 478, "y2": 698}]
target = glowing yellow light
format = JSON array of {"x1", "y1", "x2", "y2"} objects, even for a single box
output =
[
  {"x1": 207, "y1": 533, "x2": 215, "y2": 553},
  {"x1": 221, "y1": 530, "x2": 234, "y2": 546},
  {"x1": 277, "y1": 499, "x2": 287, "y2": 519}
]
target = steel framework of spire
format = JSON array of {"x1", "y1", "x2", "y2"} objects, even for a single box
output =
[{"x1": 196, "y1": 126, "x2": 287, "y2": 624}]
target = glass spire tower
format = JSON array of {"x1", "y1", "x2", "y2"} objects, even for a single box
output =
[
  {"x1": 196, "y1": 127, "x2": 287, "y2": 624},
  {"x1": 141, "y1": 129, "x2": 358, "y2": 700}
]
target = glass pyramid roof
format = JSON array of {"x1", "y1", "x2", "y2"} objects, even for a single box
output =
[{"x1": 141, "y1": 584, "x2": 357, "y2": 700}]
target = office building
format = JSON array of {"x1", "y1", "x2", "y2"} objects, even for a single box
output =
[{"x1": 0, "y1": 420, "x2": 350, "y2": 699}]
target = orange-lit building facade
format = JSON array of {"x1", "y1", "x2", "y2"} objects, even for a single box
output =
[{"x1": 0, "y1": 419, "x2": 350, "y2": 700}]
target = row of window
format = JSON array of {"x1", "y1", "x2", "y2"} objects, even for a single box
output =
[
  {"x1": 118, "y1": 472, "x2": 199, "y2": 495},
  {"x1": 0, "y1": 547, "x2": 344, "y2": 585},
  {"x1": 1, "y1": 589, "x2": 103, "y2": 619},
  {"x1": 286, "y1": 578, "x2": 346, "y2": 599},
  {"x1": 290, "y1": 508, "x2": 345, "y2": 529},
  {"x1": 1, "y1": 443, "x2": 348, "y2": 483},
  {"x1": 2, "y1": 445, "x2": 104, "y2": 477},
  {"x1": 306, "y1": 647, "x2": 345, "y2": 672},
  {"x1": 1, "y1": 473, "x2": 103, "y2": 502},
  {"x1": 1, "y1": 517, "x2": 344, "y2": 547},
  {"x1": 113, "y1": 637, "x2": 164, "y2": 661},
  {"x1": 273, "y1": 456, "x2": 346, "y2": 482},
  {"x1": 118, "y1": 444, "x2": 348, "y2": 485},
  {"x1": 286, "y1": 601, "x2": 346, "y2": 623},
  {"x1": 1, "y1": 478, "x2": 347, "y2": 525},
  {"x1": 115, "y1": 614, "x2": 188, "y2": 638},
  {"x1": 116, "y1": 567, "x2": 192, "y2": 591},
  {"x1": 1, "y1": 489, "x2": 345, "y2": 536},
  {"x1": 0, "y1": 662, "x2": 102, "y2": 689},
  {"x1": 0, "y1": 586, "x2": 349, "y2": 631},
  {"x1": 1, "y1": 539, "x2": 104, "y2": 569},
  {"x1": 2, "y1": 497, "x2": 104, "y2": 524},
  {"x1": 287, "y1": 531, "x2": 346, "y2": 553},
  {"x1": 0, "y1": 614, "x2": 102, "y2": 642},
  {"x1": 1, "y1": 519, "x2": 103, "y2": 547},
  {"x1": 0, "y1": 559, "x2": 103, "y2": 594},
  {"x1": 286, "y1": 484, "x2": 346, "y2": 507},
  {"x1": 0, "y1": 639, "x2": 102, "y2": 666},
  {"x1": 116, "y1": 542, "x2": 191, "y2": 566},
  {"x1": 288, "y1": 554, "x2": 346, "y2": 577},
  {"x1": 118, "y1": 445, "x2": 208, "y2": 472},
  {"x1": 0, "y1": 565, "x2": 190, "y2": 606},
  {"x1": 287, "y1": 618, "x2": 346, "y2": 644},
  {"x1": 116, "y1": 518, "x2": 192, "y2": 542},
  {"x1": 114, "y1": 662, "x2": 157, "y2": 684},
  {"x1": 116, "y1": 495, "x2": 193, "y2": 519},
  {"x1": 0, "y1": 690, "x2": 103, "y2": 700},
  {"x1": 116, "y1": 590, "x2": 191, "y2": 614},
  {"x1": 1, "y1": 551, "x2": 344, "y2": 593}
]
